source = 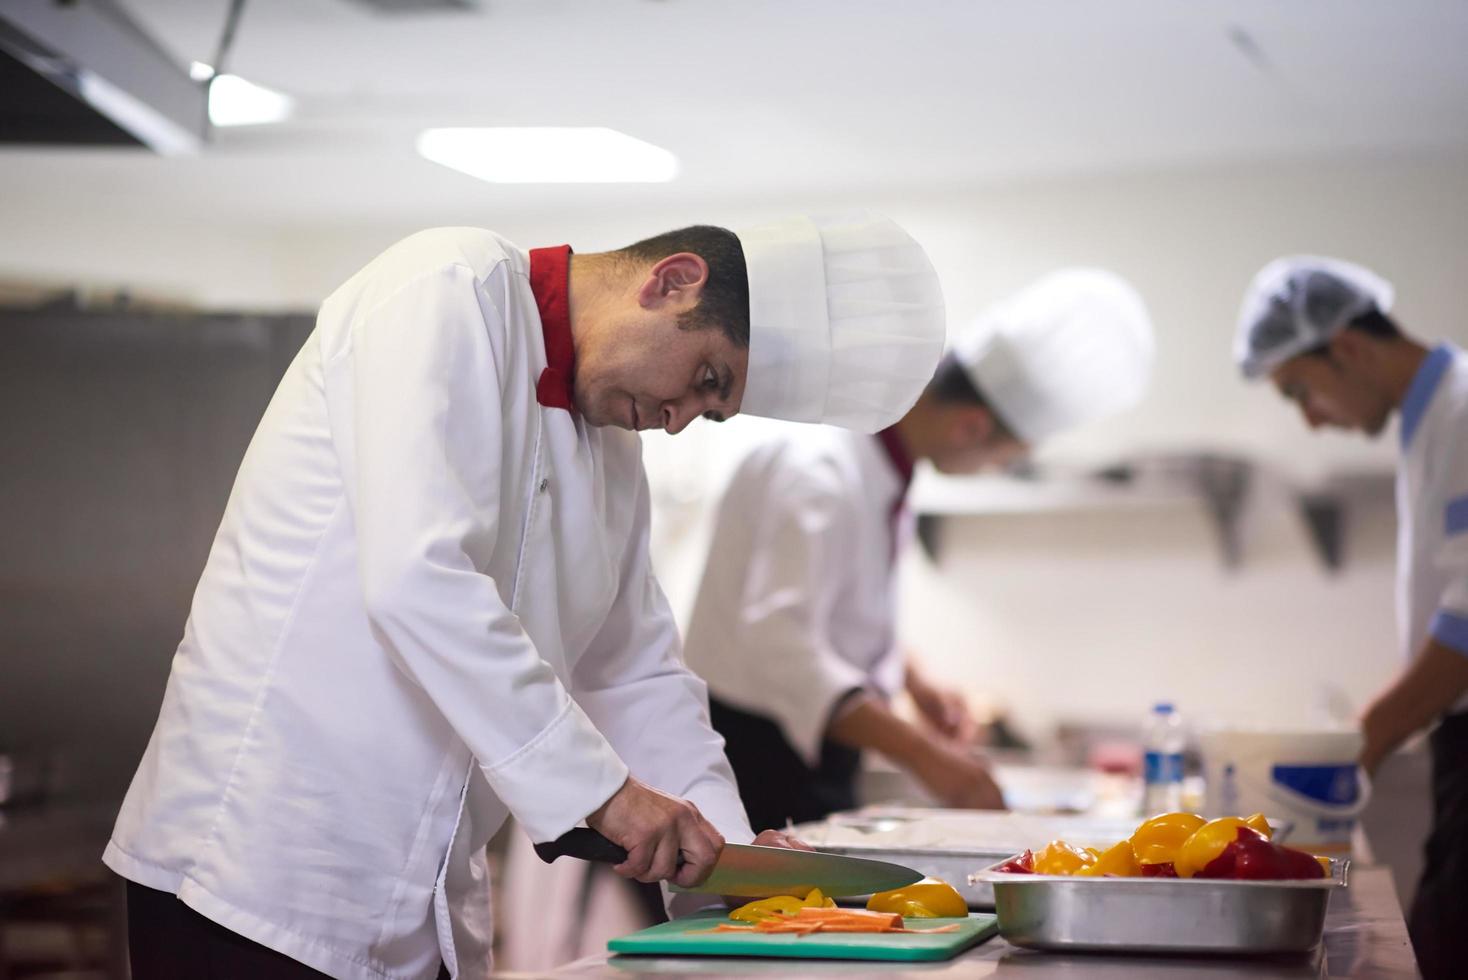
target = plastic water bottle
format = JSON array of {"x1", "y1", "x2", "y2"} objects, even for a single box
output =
[{"x1": 1142, "y1": 703, "x2": 1185, "y2": 815}]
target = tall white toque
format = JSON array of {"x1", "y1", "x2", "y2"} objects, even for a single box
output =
[
  {"x1": 736, "y1": 212, "x2": 947, "y2": 433},
  {"x1": 958, "y1": 268, "x2": 1155, "y2": 443}
]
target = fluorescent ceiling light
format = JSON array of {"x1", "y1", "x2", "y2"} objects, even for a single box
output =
[
  {"x1": 191, "y1": 62, "x2": 293, "y2": 126},
  {"x1": 75, "y1": 71, "x2": 200, "y2": 156},
  {"x1": 416, "y1": 127, "x2": 679, "y2": 183}
]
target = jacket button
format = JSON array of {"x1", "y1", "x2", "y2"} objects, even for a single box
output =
[{"x1": 539, "y1": 479, "x2": 550, "y2": 493}]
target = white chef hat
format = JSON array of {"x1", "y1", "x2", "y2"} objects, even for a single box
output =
[
  {"x1": 1234, "y1": 256, "x2": 1395, "y2": 380},
  {"x1": 956, "y1": 268, "x2": 1154, "y2": 443},
  {"x1": 736, "y1": 212, "x2": 946, "y2": 433}
]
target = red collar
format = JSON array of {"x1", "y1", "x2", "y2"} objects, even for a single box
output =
[
  {"x1": 876, "y1": 426, "x2": 915, "y2": 492},
  {"x1": 529, "y1": 244, "x2": 576, "y2": 412}
]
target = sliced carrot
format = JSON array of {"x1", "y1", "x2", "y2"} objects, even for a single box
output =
[
  {"x1": 692, "y1": 906, "x2": 950, "y2": 937},
  {"x1": 775, "y1": 909, "x2": 904, "y2": 932},
  {"x1": 778, "y1": 908, "x2": 904, "y2": 928}
]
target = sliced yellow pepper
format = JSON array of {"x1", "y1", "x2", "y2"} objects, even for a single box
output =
[
  {"x1": 1129, "y1": 812, "x2": 1206, "y2": 867},
  {"x1": 1074, "y1": 838, "x2": 1139, "y2": 877},
  {"x1": 728, "y1": 888, "x2": 834, "y2": 923},
  {"x1": 729, "y1": 895, "x2": 807, "y2": 923},
  {"x1": 1244, "y1": 812, "x2": 1273, "y2": 839},
  {"x1": 866, "y1": 877, "x2": 967, "y2": 918},
  {"x1": 802, "y1": 887, "x2": 837, "y2": 909},
  {"x1": 1031, "y1": 840, "x2": 1098, "y2": 876},
  {"x1": 1173, "y1": 817, "x2": 1252, "y2": 878},
  {"x1": 1171, "y1": 814, "x2": 1276, "y2": 878}
]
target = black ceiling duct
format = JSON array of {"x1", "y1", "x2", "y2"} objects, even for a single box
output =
[{"x1": 0, "y1": 0, "x2": 207, "y2": 154}]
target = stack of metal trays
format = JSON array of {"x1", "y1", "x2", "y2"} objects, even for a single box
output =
[
  {"x1": 789, "y1": 807, "x2": 1149, "y2": 907},
  {"x1": 972, "y1": 856, "x2": 1348, "y2": 954}
]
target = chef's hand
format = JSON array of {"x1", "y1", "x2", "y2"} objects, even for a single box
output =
[
  {"x1": 905, "y1": 662, "x2": 979, "y2": 744},
  {"x1": 1358, "y1": 713, "x2": 1391, "y2": 777},
  {"x1": 911, "y1": 681, "x2": 979, "y2": 744},
  {"x1": 913, "y1": 743, "x2": 1006, "y2": 810},
  {"x1": 586, "y1": 776, "x2": 725, "y2": 888},
  {"x1": 750, "y1": 828, "x2": 813, "y2": 851}
]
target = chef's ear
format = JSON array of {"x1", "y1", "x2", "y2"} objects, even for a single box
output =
[
  {"x1": 638, "y1": 252, "x2": 710, "y2": 310},
  {"x1": 1327, "y1": 327, "x2": 1378, "y2": 372},
  {"x1": 948, "y1": 404, "x2": 997, "y2": 449}
]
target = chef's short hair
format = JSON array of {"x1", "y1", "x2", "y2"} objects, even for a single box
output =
[
  {"x1": 928, "y1": 351, "x2": 1016, "y2": 439},
  {"x1": 618, "y1": 225, "x2": 750, "y2": 347},
  {"x1": 1312, "y1": 308, "x2": 1401, "y2": 348},
  {"x1": 1351, "y1": 309, "x2": 1401, "y2": 338}
]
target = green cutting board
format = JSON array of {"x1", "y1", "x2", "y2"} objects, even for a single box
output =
[{"x1": 608, "y1": 910, "x2": 998, "y2": 962}]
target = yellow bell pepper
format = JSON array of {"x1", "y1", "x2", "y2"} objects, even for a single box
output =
[
  {"x1": 866, "y1": 877, "x2": 967, "y2": 918},
  {"x1": 1074, "y1": 838, "x2": 1140, "y2": 877},
  {"x1": 1175, "y1": 821, "x2": 1329, "y2": 880},
  {"x1": 1031, "y1": 840, "x2": 1097, "y2": 876},
  {"x1": 1244, "y1": 812, "x2": 1273, "y2": 839},
  {"x1": 803, "y1": 887, "x2": 836, "y2": 909},
  {"x1": 1171, "y1": 815, "x2": 1282, "y2": 878},
  {"x1": 1174, "y1": 817, "x2": 1253, "y2": 878},
  {"x1": 728, "y1": 887, "x2": 835, "y2": 923},
  {"x1": 729, "y1": 896, "x2": 806, "y2": 923},
  {"x1": 1129, "y1": 812, "x2": 1206, "y2": 868}
]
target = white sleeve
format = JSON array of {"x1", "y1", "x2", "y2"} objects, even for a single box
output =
[
  {"x1": 571, "y1": 460, "x2": 754, "y2": 844},
  {"x1": 327, "y1": 262, "x2": 627, "y2": 843},
  {"x1": 727, "y1": 461, "x2": 869, "y2": 766}
]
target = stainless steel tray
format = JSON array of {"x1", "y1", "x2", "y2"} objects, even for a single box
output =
[
  {"x1": 793, "y1": 809, "x2": 1149, "y2": 908},
  {"x1": 971, "y1": 856, "x2": 1349, "y2": 954}
]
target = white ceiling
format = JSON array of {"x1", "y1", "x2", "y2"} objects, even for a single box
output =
[{"x1": 3, "y1": 0, "x2": 1467, "y2": 228}]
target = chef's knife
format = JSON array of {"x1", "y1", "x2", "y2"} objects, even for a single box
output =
[{"x1": 534, "y1": 828, "x2": 923, "y2": 897}]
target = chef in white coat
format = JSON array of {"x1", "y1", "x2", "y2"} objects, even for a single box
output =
[
  {"x1": 1234, "y1": 256, "x2": 1468, "y2": 979},
  {"x1": 103, "y1": 213, "x2": 946, "y2": 980},
  {"x1": 683, "y1": 269, "x2": 1154, "y2": 832}
]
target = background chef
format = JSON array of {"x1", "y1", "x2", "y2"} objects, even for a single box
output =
[
  {"x1": 683, "y1": 268, "x2": 1155, "y2": 833},
  {"x1": 102, "y1": 213, "x2": 946, "y2": 980},
  {"x1": 1234, "y1": 256, "x2": 1468, "y2": 979}
]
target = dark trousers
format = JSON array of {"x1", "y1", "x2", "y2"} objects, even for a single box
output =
[
  {"x1": 1409, "y1": 712, "x2": 1468, "y2": 979},
  {"x1": 708, "y1": 696, "x2": 861, "y2": 834},
  {"x1": 125, "y1": 881, "x2": 450, "y2": 979}
]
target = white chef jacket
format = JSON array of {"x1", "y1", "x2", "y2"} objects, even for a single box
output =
[
  {"x1": 103, "y1": 229, "x2": 751, "y2": 980},
  {"x1": 682, "y1": 426, "x2": 912, "y2": 766},
  {"x1": 1396, "y1": 342, "x2": 1468, "y2": 717}
]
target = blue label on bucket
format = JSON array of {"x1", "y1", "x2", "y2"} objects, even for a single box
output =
[{"x1": 1271, "y1": 764, "x2": 1359, "y2": 805}]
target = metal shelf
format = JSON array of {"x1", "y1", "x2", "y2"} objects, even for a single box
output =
[{"x1": 910, "y1": 454, "x2": 1393, "y2": 571}]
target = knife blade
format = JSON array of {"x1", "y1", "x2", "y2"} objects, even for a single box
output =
[{"x1": 533, "y1": 828, "x2": 923, "y2": 897}]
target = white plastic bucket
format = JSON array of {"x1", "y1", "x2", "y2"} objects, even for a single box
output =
[{"x1": 1199, "y1": 727, "x2": 1369, "y2": 853}]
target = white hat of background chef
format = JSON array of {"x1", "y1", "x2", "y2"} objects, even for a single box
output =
[
  {"x1": 957, "y1": 268, "x2": 1155, "y2": 443},
  {"x1": 1234, "y1": 256, "x2": 1395, "y2": 380},
  {"x1": 735, "y1": 212, "x2": 946, "y2": 433}
]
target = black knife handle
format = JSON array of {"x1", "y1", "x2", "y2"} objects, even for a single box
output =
[{"x1": 534, "y1": 828, "x2": 629, "y2": 865}]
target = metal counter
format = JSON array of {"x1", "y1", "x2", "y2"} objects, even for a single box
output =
[{"x1": 495, "y1": 866, "x2": 1416, "y2": 979}]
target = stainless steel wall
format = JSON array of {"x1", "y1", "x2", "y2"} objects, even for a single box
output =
[{"x1": 0, "y1": 304, "x2": 313, "y2": 803}]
